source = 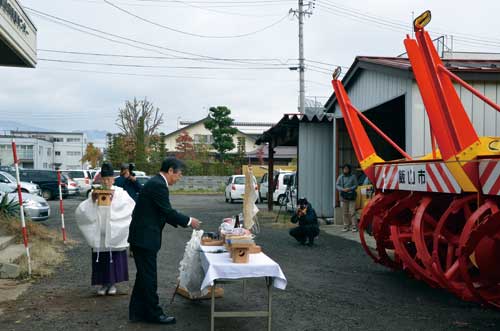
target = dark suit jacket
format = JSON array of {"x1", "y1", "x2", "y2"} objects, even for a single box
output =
[{"x1": 128, "y1": 174, "x2": 190, "y2": 252}]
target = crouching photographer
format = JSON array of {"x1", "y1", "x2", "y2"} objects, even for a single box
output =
[
  {"x1": 289, "y1": 198, "x2": 320, "y2": 246},
  {"x1": 114, "y1": 163, "x2": 142, "y2": 201}
]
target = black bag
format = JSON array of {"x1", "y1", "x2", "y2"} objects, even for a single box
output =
[{"x1": 340, "y1": 176, "x2": 357, "y2": 201}]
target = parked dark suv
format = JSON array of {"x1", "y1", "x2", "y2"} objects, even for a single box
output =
[{"x1": 9, "y1": 170, "x2": 69, "y2": 200}]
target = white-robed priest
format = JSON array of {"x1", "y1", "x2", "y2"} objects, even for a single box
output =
[{"x1": 75, "y1": 162, "x2": 136, "y2": 296}]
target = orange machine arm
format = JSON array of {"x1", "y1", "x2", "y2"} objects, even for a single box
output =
[{"x1": 404, "y1": 11, "x2": 481, "y2": 191}]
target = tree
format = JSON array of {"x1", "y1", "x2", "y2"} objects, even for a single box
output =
[
  {"x1": 106, "y1": 133, "x2": 128, "y2": 167},
  {"x1": 175, "y1": 131, "x2": 195, "y2": 160},
  {"x1": 116, "y1": 97, "x2": 164, "y2": 144},
  {"x1": 194, "y1": 142, "x2": 211, "y2": 162},
  {"x1": 81, "y1": 143, "x2": 103, "y2": 168},
  {"x1": 114, "y1": 98, "x2": 164, "y2": 171},
  {"x1": 145, "y1": 133, "x2": 168, "y2": 174},
  {"x1": 135, "y1": 116, "x2": 147, "y2": 170},
  {"x1": 204, "y1": 106, "x2": 237, "y2": 161},
  {"x1": 237, "y1": 136, "x2": 246, "y2": 163}
]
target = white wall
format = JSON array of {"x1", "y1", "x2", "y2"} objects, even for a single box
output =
[
  {"x1": 6, "y1": 132, "x2": 89, "y2": 169},
  {"x1": 164, "y1": 121, "x2": 256, "y2": 154},
  {"x1": 0, "y1": 137, "x2": 53, "y2": 169}
]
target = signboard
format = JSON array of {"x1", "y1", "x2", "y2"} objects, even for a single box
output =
[
  {"x1": 397, "y1": 164, "x2": 427, "y2": 191},
  {"x1": 375, "y1": 162, "x2": 461, "y2": 194},
  {"x1": 0, "y1": 0, "x2": 36, "y2": 67}
]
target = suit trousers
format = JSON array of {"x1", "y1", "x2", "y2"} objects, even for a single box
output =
[{"x1": 129, "y1": 245, "x2": 164, "y2": 321}]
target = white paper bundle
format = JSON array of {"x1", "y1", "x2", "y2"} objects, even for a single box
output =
[
  {"x1": 178, "y1": 230, "x2": 208, "y2": 298},
  {"x1": 243, "y1": 166, "x2": 259, "y2": 230}
]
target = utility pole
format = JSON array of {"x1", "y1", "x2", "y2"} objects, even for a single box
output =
[{"x1": 290, "y1": 1, "x2": 313, "y2": 114}]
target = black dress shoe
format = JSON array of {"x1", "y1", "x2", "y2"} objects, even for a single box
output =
[{"x1": 152, "y1": 314, "x2": 176, "y2": 325}]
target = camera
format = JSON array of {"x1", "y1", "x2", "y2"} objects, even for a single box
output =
[{"x1": 128, "y1": 163, "x2": 136, "y2": 177}]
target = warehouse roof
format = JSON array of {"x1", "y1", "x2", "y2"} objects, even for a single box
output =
[
  {"x1": 256, "y1": 113, "x2": 333, "y2": 146},
  {"x1": 325, "y1": 56, "x2": 500, "y2": 111}
]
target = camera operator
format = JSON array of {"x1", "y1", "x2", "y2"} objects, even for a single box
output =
[
  {"x1": 289, "y1": 197, "x2": 320, "y2": 246},
  {"x1": 114, "y1": 163, "x2": 142, "y2": 201}
]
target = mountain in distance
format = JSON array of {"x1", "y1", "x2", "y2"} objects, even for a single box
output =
[
  {"x1": 79, "y1": 130, "x2": 108, "y2": 142},
  {"x1": 0, "y1": 121, "x2": 109, "y2": 147},
  {"x1": 0, "y1": 120, "x2": 48, "y2": 133}
]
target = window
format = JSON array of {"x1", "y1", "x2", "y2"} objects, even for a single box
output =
[
  {"x1": 39, "y1": 146, "x2": 43, "y2": 155},
  {"x1": 43, "y1": 163, "x2": 48, "y2": 169},
  {"x1": 53, "y1": 138, "x2": 64, "y2": 142},
  {"x1": 0, "y1": 174, "x2": 10, "y2": 184},
  {"x1": 67, "y1": 138, "x2": 81, "y2": 143},
  {"x1": 66, "y1": 151, "x2": 81, "y2": 156},
  {"x1": 234, "y1": 177, "x2": 245, "y2": 185},
  {"x1": 55, "y1": 151, "x2": 61, "y2": 156},
  {"x1": 47, "y1": 148, "x2": 52, "y2": 156},
  {"x1": 194, "y1": 134, "x2": 213, "y2": 144},
  {"x1": 66, "y1": 171, "x2": 85, "y2": 179}
]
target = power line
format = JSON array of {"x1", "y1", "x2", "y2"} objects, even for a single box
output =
[
  {"x1": 38, "y1": 58, "x2": 293, "y2": 70},
  {"x1": 305, "y1": 59, "x2": 349, "y2": 69},
  {"x1": 72, "y1": 0, "x2": 286, "y2": 17},
  {"x1": 25, "y1": 7, "x2": 273, "y2": 64},
  {"x1": 36, "y1": 66, "x2": 302, "y2": 82},
  {"x1": 319, "y1": 0, "x2": 500, "y2": 50},
  {"x1": 38, "y1": 49, "x2": 296, "y2": 64},
  {"x1": 103, "y1": 0, "x2": 289, "y2": 39}
]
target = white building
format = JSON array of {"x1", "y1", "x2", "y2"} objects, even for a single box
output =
[
  {"x1": 10, "y1": 131, "x2": 89, "y2": 169},
  {"x1": 178, "y1": 118, "x2": 273, "y2": 135},
  {"x1": 0, "y1": 136, "x2": 53, "y2": 169},
  {"x1": 165, "y1": 117, "x2": 265, "y2": 154}
]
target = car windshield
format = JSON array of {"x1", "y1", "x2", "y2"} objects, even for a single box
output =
[
  {"x1": 234, "y1": 177, "x2": 245, "y2": 185},
  {"x1": 0, "y1": 183, "x2": 14, "y2": 193},
  {"x1": 1, "y1": 172, "x2": 16, "y2": 182},
  {"x1": 66, "y1": 171, "x2": 84, "y2": 178}
]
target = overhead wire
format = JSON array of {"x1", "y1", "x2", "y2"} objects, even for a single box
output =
[
  {"x1": 103, "y1": 0, "x2": 290, "y2": 39},
  {"x1": 319, "y1": 0, "x2": 500, "y2": 51},
  {"x1": 38, "y1": 58, "x2": 293, "y2": 70},
  {"x1": 37, "y1": 49, "x2": 296, "y2": 64},
  {"x1": 25, "y1": 7, "x2": 287, "y2": 65}
]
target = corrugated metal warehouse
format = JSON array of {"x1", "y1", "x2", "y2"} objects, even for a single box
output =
[
  {"x1": 256, "y1": 114, "x2": 334, "y2": 218},
  {"x1": 325, "y1": 56, "x2": 500, "y2": 207},
  {"x1": 259, "y1": 55, "x2": 500, "y2": 220}
]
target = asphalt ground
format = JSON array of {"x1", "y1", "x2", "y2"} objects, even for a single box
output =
[{"x1": 1, "y1": 194, "x2": 499, "y2": 331}]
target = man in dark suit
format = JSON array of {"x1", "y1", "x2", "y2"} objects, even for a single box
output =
[{"x1": 128, "y1": 157, "x2": 200, "y2": 325}]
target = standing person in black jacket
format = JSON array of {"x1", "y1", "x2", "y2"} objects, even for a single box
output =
[
  {"x1": 128, "y1": 158, "x2": 200, "y2": 325},
  {"x1": 114, "y1": 163, "x2": 142, "y2": 201}
]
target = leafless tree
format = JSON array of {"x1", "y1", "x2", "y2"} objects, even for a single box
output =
[{"x1": 116, "y1": 97, "x2": 164, "y2": 140}]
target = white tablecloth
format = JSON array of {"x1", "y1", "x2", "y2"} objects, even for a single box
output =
[{"x1": 200, "y1": 245, "x2": 287, "y2": 291}]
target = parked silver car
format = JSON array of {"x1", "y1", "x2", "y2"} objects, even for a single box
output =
[
  {"x1": 0, "y1": 183, "x2": 50, "y2": 221},
  {"x1": 62, "y1": 170, "x2": 92, "y2": 197},
  {"x1": 63, "y1": 174, "x2": 81, "y2": 196},
  {"x1": 0, "y1": 171, "x2": 41, "y2": 195}
]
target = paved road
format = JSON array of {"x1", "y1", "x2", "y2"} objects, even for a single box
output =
[{"x1": 1, "y1": 195, "x2": 499, "y2": 331}]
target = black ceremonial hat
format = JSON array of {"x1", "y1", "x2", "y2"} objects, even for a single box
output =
[{"x1": 101, "y1": 162, "x2": 114, "y2": 177}]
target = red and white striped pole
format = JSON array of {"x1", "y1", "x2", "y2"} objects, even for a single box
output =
[
  {"x1": 11, "y1": 139, "x2": 32, "y2": 276},
  {"x1": 57, "y1": 170, "x2": 67, "y2": 243}
]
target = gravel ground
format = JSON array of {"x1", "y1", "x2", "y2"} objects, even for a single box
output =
[{"x1": 1, "y1": 194, "x2": 499, "y2": 331}]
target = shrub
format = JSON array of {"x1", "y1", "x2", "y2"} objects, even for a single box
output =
[{"x1": 0, "y1": 194, "x2": 20, "y2": 218}]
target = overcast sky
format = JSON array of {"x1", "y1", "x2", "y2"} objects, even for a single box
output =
[{"x1": 1, "y1": 0, "x2": 500, "y2": 134}]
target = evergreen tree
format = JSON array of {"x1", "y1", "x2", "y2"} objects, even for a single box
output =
[
  {"x1": 204, "y1": 106, "x2": 237, "y2": 161},
  {"x1": 135, "y1": 116, "x2": 147, "y2": 170}
]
